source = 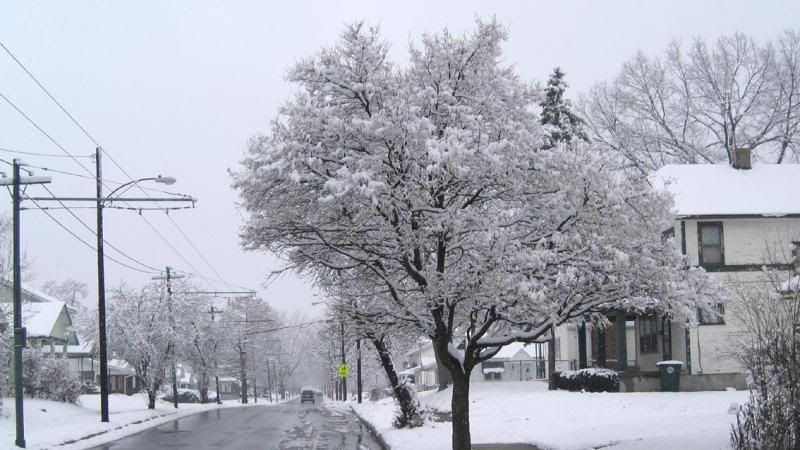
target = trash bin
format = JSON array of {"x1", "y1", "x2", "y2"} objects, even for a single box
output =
[{"x1": 656, "y1": 360, "x2": 684, "y2": 392}]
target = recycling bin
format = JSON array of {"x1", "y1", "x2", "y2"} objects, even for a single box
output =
[{"x1": 656, "y1": 360, "x2": 684, "y2": 392}]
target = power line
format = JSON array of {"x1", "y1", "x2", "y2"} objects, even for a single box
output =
[
  {"x1": 1, "y1": 43, "x2": 249, "y2": 293},
  {"x1": 20, "y1": 162, "x2": 194, "y2": 197},
  {"x1": 0, "y1": 147, "x2": 94, "y2": 159},
  {"x1": 38, "y1": 185, "x2": 162, "y2": 272},
  {"x1": 25, "y1": 197, "x2": 157, "y2": 274},
  {"x1": 0, "y1": 91, "x2": 96, "y2": 175},
  {"x1": 0, "y1": 89, "x2": 207, "y2": 284}
]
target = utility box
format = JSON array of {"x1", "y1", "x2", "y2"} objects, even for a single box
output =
[{"x1": 656, "y1": 360, "x2": 684, "y2": 392}]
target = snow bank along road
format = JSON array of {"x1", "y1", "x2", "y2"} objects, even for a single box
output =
[{"x1": 88, "y1": 398, "x2": 383, "y2": 450}]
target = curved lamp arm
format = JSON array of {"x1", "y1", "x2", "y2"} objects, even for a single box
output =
[{"x1": 103, "y1": 175, "x2": 176, "y2": 205}]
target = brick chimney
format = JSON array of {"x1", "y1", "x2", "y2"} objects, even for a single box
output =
[{"x1": 732, "y1": 148, "x2": 752, "y2": 170}]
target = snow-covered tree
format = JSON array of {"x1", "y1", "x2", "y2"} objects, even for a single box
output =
[
  {"x1": 176, "y1": 290, "x2": 222, "y2": 403},
  {"x1": 730, "y1": 267, "x2": 800, "y2": 448},
  {"x1": 318, "y1": 266, "x2": 427, "y2": 424},
  {"x1": 540, "y1": 67, "x2": 588, "y2": 149},
  {"x1": 234, "y1": 21, "x2": 712, "y2": 450},
  {"x1": 581, "y1": 31, "x2": 800, "y2": 173},
  {"x1": 106, "y1": 283, "x2": 176, "y2": 408},
  {"x1": 42, "y1": 279, "x2": 88, "y2": 308},
  {"x1": 216, "y1": 295, "x2": 274, "y2": 403}
]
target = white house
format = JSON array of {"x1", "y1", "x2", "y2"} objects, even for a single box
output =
[
  {"x1": 1, "y1": 296, "x2": 79, "y2": 353},
  {"x1": 402, "y1": 339, "x2": 548, "y2": 388},
  {"x1": 557, "y1": 150, "x2": 800, "y2": 391}
]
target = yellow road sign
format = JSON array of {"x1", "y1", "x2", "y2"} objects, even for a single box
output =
[{"x1": 338, "y1": 363, "x2": 350, "y2": 379}]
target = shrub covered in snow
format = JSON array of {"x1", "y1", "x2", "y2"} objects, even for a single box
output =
[
  {"x1": 557, "y1": 368, "x2": 619, "y2": 393},
  {"x1": 391, "y1": 378, "x2": 426, "y2": 428},
  {"x1": 729, "y1": 288, "x2": 799, "y2": 448},
  {"x1": 20, "y1": 350, "x2": 81, "y2": 403},
  {"x1": 0, "y1": 319, "x2": 10, "y2": 398}
]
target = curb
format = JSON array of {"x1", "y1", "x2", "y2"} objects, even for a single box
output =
[{"x1": 350, "y1": 406, "x2": 391, "y2": 450}]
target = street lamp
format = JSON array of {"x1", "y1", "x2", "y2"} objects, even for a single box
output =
[
  {"x1": 95, "y1": 151, "x2": 181, "y2": 422},
  {"x1": 20, "y1": 149, "x2": 195, "y2": 424}
]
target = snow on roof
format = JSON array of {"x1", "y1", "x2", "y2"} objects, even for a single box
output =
[
  {"x1": 5, "y1": 301, "x2": 69, "y2": 338},
  {"x1": 489, "y1": 342, "x2": 533, "y2": 360},
  {"x1": 67, "y1": 343, "x2": 94, "y2": 355},
  {"x1": 24, "y1": 285, "x2": 64, "y2": 303},
  {"x1": 651, "y1": 163, "x2": 800, "y2": 217}
]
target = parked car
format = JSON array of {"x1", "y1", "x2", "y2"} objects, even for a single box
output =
[
  {"x1": 162, "y1": 389, "x2": 201, "y2": 404},
  {"x1": 300, "y1": 388, "x2": 315, "y2": 404}
]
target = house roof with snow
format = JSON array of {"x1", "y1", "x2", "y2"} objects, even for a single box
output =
[
  {"x1": 650, "y1": 163, "x2": 800, "y2": 218},
  {"x1": 0, "y1": 283, "x2": 65, "y2": 304},
  {"x1": 488, "y1": 342, "x2": 535, "y2": 360},
  {"x1": 2, "y1": 300, "x2": 78, "y2": 344}
]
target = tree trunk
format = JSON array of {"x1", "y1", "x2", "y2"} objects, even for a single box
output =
[
  {"x1": 450, "y1": 371, "x2": 472, "y2": 450},
  {"x1": 199, "y1": 371, "x2": 209, "y2": 403},
  {"x1": 436, "y1": 357, "x2": 452, "y2": 391},
  {"x1": 371, "y1": 337, "x2": 418, "y2": 426},
  {"x1": 147, "y1": 388, "x2": 157, "y2": 409},
  {"x1": 548, "y1": 326, "x2": 557, "y2": 390}
]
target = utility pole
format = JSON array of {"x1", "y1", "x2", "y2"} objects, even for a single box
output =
[
  {"x1": 239, "y1": 344, "x2": 248, "y2": 404},
  {"x1": 340, "y1": 321, "x2": 346, "y2": 402},
  {"x1": 251, "y1": 340, "x2": 257, "y2": 404},
  {"x1": 22, "y1": 148, "x2": 194, "y2": 422},
  {"x1": 1, "y1": 159, "x2": 52, "y2": 448},
  {"x1": 95, "y1": 149, "x2": 110, "y2": 422},
  {"x1": 153, "y1": 267, "x2": 184, "y2": 409},
  {"x1": 357, "y1": 338, "x2": 362, "y2": 404},
  {"x1": 240, "y1": 310, "x2": 248, "y2": 405},
  {"x1": 265, "y1": 356, "x2": 273, "y2": 402},
  {"x1": 209, "y1": 305, "x2": 222, "y2": 405}
]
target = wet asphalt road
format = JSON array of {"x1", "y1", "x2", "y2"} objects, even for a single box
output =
[{"x1": 90, "y1": 399, "x2": 383, "y2": 450}]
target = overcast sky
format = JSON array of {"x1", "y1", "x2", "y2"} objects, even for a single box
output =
[{"x1": 1, "y1": 0, "x2": 798, "y2": 314}]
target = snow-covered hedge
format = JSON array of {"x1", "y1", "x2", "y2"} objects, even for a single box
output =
[
  {"x1": 556, "y1": 368, "x2": 619, "y2": 393},
  {"x1": 21, "y1": 350, "x2": 81, "y2": 403}
]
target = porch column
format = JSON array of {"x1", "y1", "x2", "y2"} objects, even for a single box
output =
[
  {"x1": 616, "y1": 311, "x2": 627, "y2": 371},
  {"x1": 578, "y1": 321, "x2": 587, "y2": 369},
  {"x1": 597, "y1": 328, "x2": 606, "y2": 368}
]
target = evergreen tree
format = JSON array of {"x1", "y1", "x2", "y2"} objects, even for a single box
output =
[{"x1": 540, "y1": 67, "x2": 588, "y2": 148}]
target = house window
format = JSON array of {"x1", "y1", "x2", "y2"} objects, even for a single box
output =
[
  {"x1": 698, "y1": 222, "x2": 724, "y2": 268},
  {"x1": 639, "y1": 316, "x2": 659, "y2": 354},
  {"x1": 482, "y1": 361, "x2": 504, "y2": 381},
  {"x1": 698, "y1": 302, "x2": 726, "y2": 325}
]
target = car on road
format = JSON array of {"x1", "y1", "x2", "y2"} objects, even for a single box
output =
[{"x1": 300, "y1": 388, "x2": 315, "y2": 404}]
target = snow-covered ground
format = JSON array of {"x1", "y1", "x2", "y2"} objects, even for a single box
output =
[
  {"x1": 0, "y1": 393, "x2": 278, "y2": 449},
  {"x1": 351, "y1": 382, "x2": 749, "y2": 450}
]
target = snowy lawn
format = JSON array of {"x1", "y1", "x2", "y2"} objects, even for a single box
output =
[
  {"x1": 351, "y1": 382, "x2": 749, "y2": 450},
  {"x1": 0, "y1": 393, "x2": 278, "y2": 449}
]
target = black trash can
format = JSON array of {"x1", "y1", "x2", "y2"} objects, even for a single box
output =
[{"x1": 656, "y1": 361, "x2": 684, "y2": 392}]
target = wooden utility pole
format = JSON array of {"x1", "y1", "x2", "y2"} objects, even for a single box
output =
[
  {"x1": 1, "y1": 159, "x2": 51, "y2": 448},
  {"x1": 153, "y1": 267, "x2": 185, "y2": 408}
]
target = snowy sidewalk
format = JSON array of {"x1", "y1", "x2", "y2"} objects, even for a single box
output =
[
  {"x1": 351, "y1": 382, "x2": 748, "y2": 450},
  {"x1": 0, "y1": 394, "x2": 279, "y2": 449}
]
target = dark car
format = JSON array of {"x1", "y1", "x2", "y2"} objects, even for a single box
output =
[
  {"x1": 162, "y1": 389, "x2": 201, "y2": 404},
  {"x1": 300, "y1": 388, "x2": 315, "y2": 404}
]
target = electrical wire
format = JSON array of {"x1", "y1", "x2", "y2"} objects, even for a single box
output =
[
  {"x1": 1, "y1": 42, "x2": 251, "y2": 293},
  {"x1": 39, "y1": 184, "x2": 163, "y2": 272},
  {"x1": 0, "y1": 88, "x2": 206, "y2": 281},
  {"x1": 21, "y1": 162, "x2": 194, "y2": 198},
  {"x1": 0, "y1": 91, "x2": 96, "y2": 176},
  {"x1": 0, "y1": 147, "x2": 94, "y2": 159},
  {"x1": 25, "y1": 197, "x2": 158, "y2": 274}
]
